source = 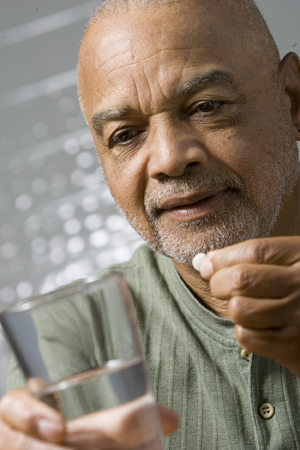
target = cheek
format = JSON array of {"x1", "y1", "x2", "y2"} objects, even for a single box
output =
[
  {"x1": 203, "y1": 125, "x2": 280, "y2": 203},
  {"x1": 203, "y1": 128, "x2": 260, "y2": 175},
  {"x1": 100, "y1": 151, "x2": 148, "y2": 215},
  {"x1": 99, "y1": 152, "x2": 159, "y2": 243},
  {"x1": 201, "y1": 91, "x2": 279, "y2": 174}
]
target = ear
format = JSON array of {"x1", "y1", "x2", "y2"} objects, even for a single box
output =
[{"x1": 279, "y1": 52, "x2": 300, "y2": 141}]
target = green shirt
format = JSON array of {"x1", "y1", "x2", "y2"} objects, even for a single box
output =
[{"x1": 6, "y1": 244, "x2": 300, "y2": 449}]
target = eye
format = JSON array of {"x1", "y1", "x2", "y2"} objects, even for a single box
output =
[
  {"x1": 189, "y1": 101, "x2": 225, "y2": 116},
  {"x1": 109, "y1": 129, "x2": 141, "y2": 148}
]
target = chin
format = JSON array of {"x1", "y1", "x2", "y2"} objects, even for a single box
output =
[{"x1": 146, "y1": 207, "x2": 273, "y2": 266}]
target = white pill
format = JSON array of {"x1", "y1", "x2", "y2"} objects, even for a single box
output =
[{"x1": 192, "y1": 253, "x2": 207, "y2": 271}]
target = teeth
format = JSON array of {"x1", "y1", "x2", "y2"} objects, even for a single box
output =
[{"x1": 192, "y1": 253, "x2": 207, "y2": 271}]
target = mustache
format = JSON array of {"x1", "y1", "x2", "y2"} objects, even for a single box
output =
[{"x1": 144, "y1": 170, "x2": 246, "y2": 217}]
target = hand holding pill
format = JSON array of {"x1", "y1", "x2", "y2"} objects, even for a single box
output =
[{"x1": 192, "y1": 236, "x2": 300, "y2": 379}]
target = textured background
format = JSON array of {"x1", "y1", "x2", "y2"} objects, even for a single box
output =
[{"x1": 0, "y1": 0, "x2": 299, "y2": 396}]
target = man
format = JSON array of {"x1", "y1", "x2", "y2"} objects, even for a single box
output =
[{"x1": 1, "y1": 0, "x2": 300, "y2": 448}]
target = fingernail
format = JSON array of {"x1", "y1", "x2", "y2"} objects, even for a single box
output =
[
  {"x1": 192, "y1": 253, "x2": 207, "y2": 271},
  {"x1": 37, "y1": 419, "x2": 63, "y2": 441},
  {"x1": 200, "y1": 260, "x2": 214, "y2": 279}
]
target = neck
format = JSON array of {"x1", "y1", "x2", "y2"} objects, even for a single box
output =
[
  {"x1": 270, "y1": 177, "x2": 300, "y2": 237},
  {"x1": 172, "y1": 259, "x2": 230, "y2": 319}
]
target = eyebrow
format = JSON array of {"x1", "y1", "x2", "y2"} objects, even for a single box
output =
[
  {"x1": 175, "y1": 70, "x2": 235, "y2": 97},
  {"x1": 92, "y1": 106, "x2": 135, "y2": 136},
  {"x1": 92, "y1": 70, "x2": 235, "y2": 136}
]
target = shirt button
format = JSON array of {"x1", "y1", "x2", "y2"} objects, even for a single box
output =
[
  {"x1": 241, "y1": 349, "x2": 251, "y2": 361},
  {"x1": 258, "y1": 402, "x2": 275, "y2": 419}
]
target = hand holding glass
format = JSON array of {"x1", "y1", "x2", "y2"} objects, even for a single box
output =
[{"x1": 0, "y1": 273, "x2": 163, "y2": 449}]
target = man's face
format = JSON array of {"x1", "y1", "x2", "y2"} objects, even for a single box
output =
[{"x1": 79, "y1": 1, "x2": 299, "y2": 265}]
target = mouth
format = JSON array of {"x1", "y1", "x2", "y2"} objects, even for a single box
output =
[{"x1": 159, "y1": 188, "x2": 230, "y2": 221}]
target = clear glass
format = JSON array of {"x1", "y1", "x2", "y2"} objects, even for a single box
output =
[{"x1": 0, "y1": 273, "x2": 163, "y2": 448}]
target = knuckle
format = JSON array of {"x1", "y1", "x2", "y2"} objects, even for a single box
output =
[
  {"x1": 14, "y1": 433, "x2": 32, "y2": 450},
  {"x1": 0, "y1": 420, "x2": 10, "y2": 448},
  {"x1": 209, "y1": 275, "x2": 220, "y2": 294},
  {"x1": 290, "y1": 264, "x2": 300, "y2": 286},
  {"x1": 228, "y1": 296, "x2": 243, "y2": 321},
  {"x1": 20, "y1": 409, "x2": 34, "y2": 432},
  {"x1": 234, "y1": 324, "x2": 248, "y2": 345},
  {"x1": 0, "y1": 419, "x2": 24, "y2": 450},
  {"x1": 231, "y1": 266, "x2": 253, "y2": 291},
  {"x1": 0, "y1": 390, "x2": 35, "y2": 433},
  {"x1": 291, "y1": 235, "x2": 300, "y2": 249},
  {"x1": 229, "y1": 296, "x2": 254, "y2": 323},
  {"x1": 246, "y1": 238, "x2": 271, "y2": 264},
  {"x1": 0, "y1": 393, "x2": 15, "y2": 416}
]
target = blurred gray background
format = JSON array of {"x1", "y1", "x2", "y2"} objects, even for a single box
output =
[{"x1": 0, "y1": 0, "x2": 299, "y2": 396}]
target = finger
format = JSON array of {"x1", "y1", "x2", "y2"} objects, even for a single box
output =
[
  {"x1": 27, "y1": 377, "x2": 48, "y2": 392},
  {"x1": 227, "y1": 295, "x2": 294, "y2": 329},
  {"x1": 209, "y1": 263, "x2": 297, "y2": 299},
  {"x1": 234, "y1": 325, "x2": 300, "y2": 376},
  {"x1": 0, "y1": 418, "x2": 72, "y2": 450},
  {"x1": 65, "y1": 394, "x2": 170, "y2": 448},
  {"x1": 200, "y1": 236, "x2": 300, "y2": 279},
  {"x1": 0, "y1": 388, "x2": 65, "y2": 444},
  {"x1": 157, "y1": 404, "x2": 180, "y2": 436}
]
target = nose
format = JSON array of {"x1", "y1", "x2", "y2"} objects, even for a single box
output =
[{"x1": 147, "y1": 120, "x2": 208, "y2": 180}]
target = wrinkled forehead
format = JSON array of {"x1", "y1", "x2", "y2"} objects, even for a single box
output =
[
  {"x1": 78, "y1": 2, "x2": 255, "y2": 115},
  {"x1": 89, "y1": 4, "x2": 215, "y2": 58}
]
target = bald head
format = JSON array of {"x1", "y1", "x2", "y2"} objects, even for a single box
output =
[
  {"x1": 79, "y1": 0, "x2": 281, "y2": 114},
  {"x1": 88, "y1": 0, "x2": 280, "y2": 69},
  {"x1": 89, "y1": 0, "x2": 267, "y2": 25}
]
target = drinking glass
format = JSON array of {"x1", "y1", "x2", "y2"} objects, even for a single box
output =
[{"x1": 0, "y1": 273, "x2": 163, "y2": 448}]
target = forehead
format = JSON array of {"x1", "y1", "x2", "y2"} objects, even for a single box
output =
[{"x1": 79, "y1": 2, "x2": 256, "y2": 116}]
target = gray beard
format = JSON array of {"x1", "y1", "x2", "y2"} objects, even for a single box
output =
[
  {"x1": 116, "y1": 168, "x2": 285, "y2": 266},
  {"x1": 146, "y1": 198, "x2": 262, "y2": 264},
  {"x1": 142, "y1": 170, "x2": 283, "y2": 265}
]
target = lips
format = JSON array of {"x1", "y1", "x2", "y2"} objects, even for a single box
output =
[
  {"x1": 160, "y1": 189, "x2": 226, "y2": 210},
  {"x1": 159, "y1": 188, "x2": 228, "y2": 221}
]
